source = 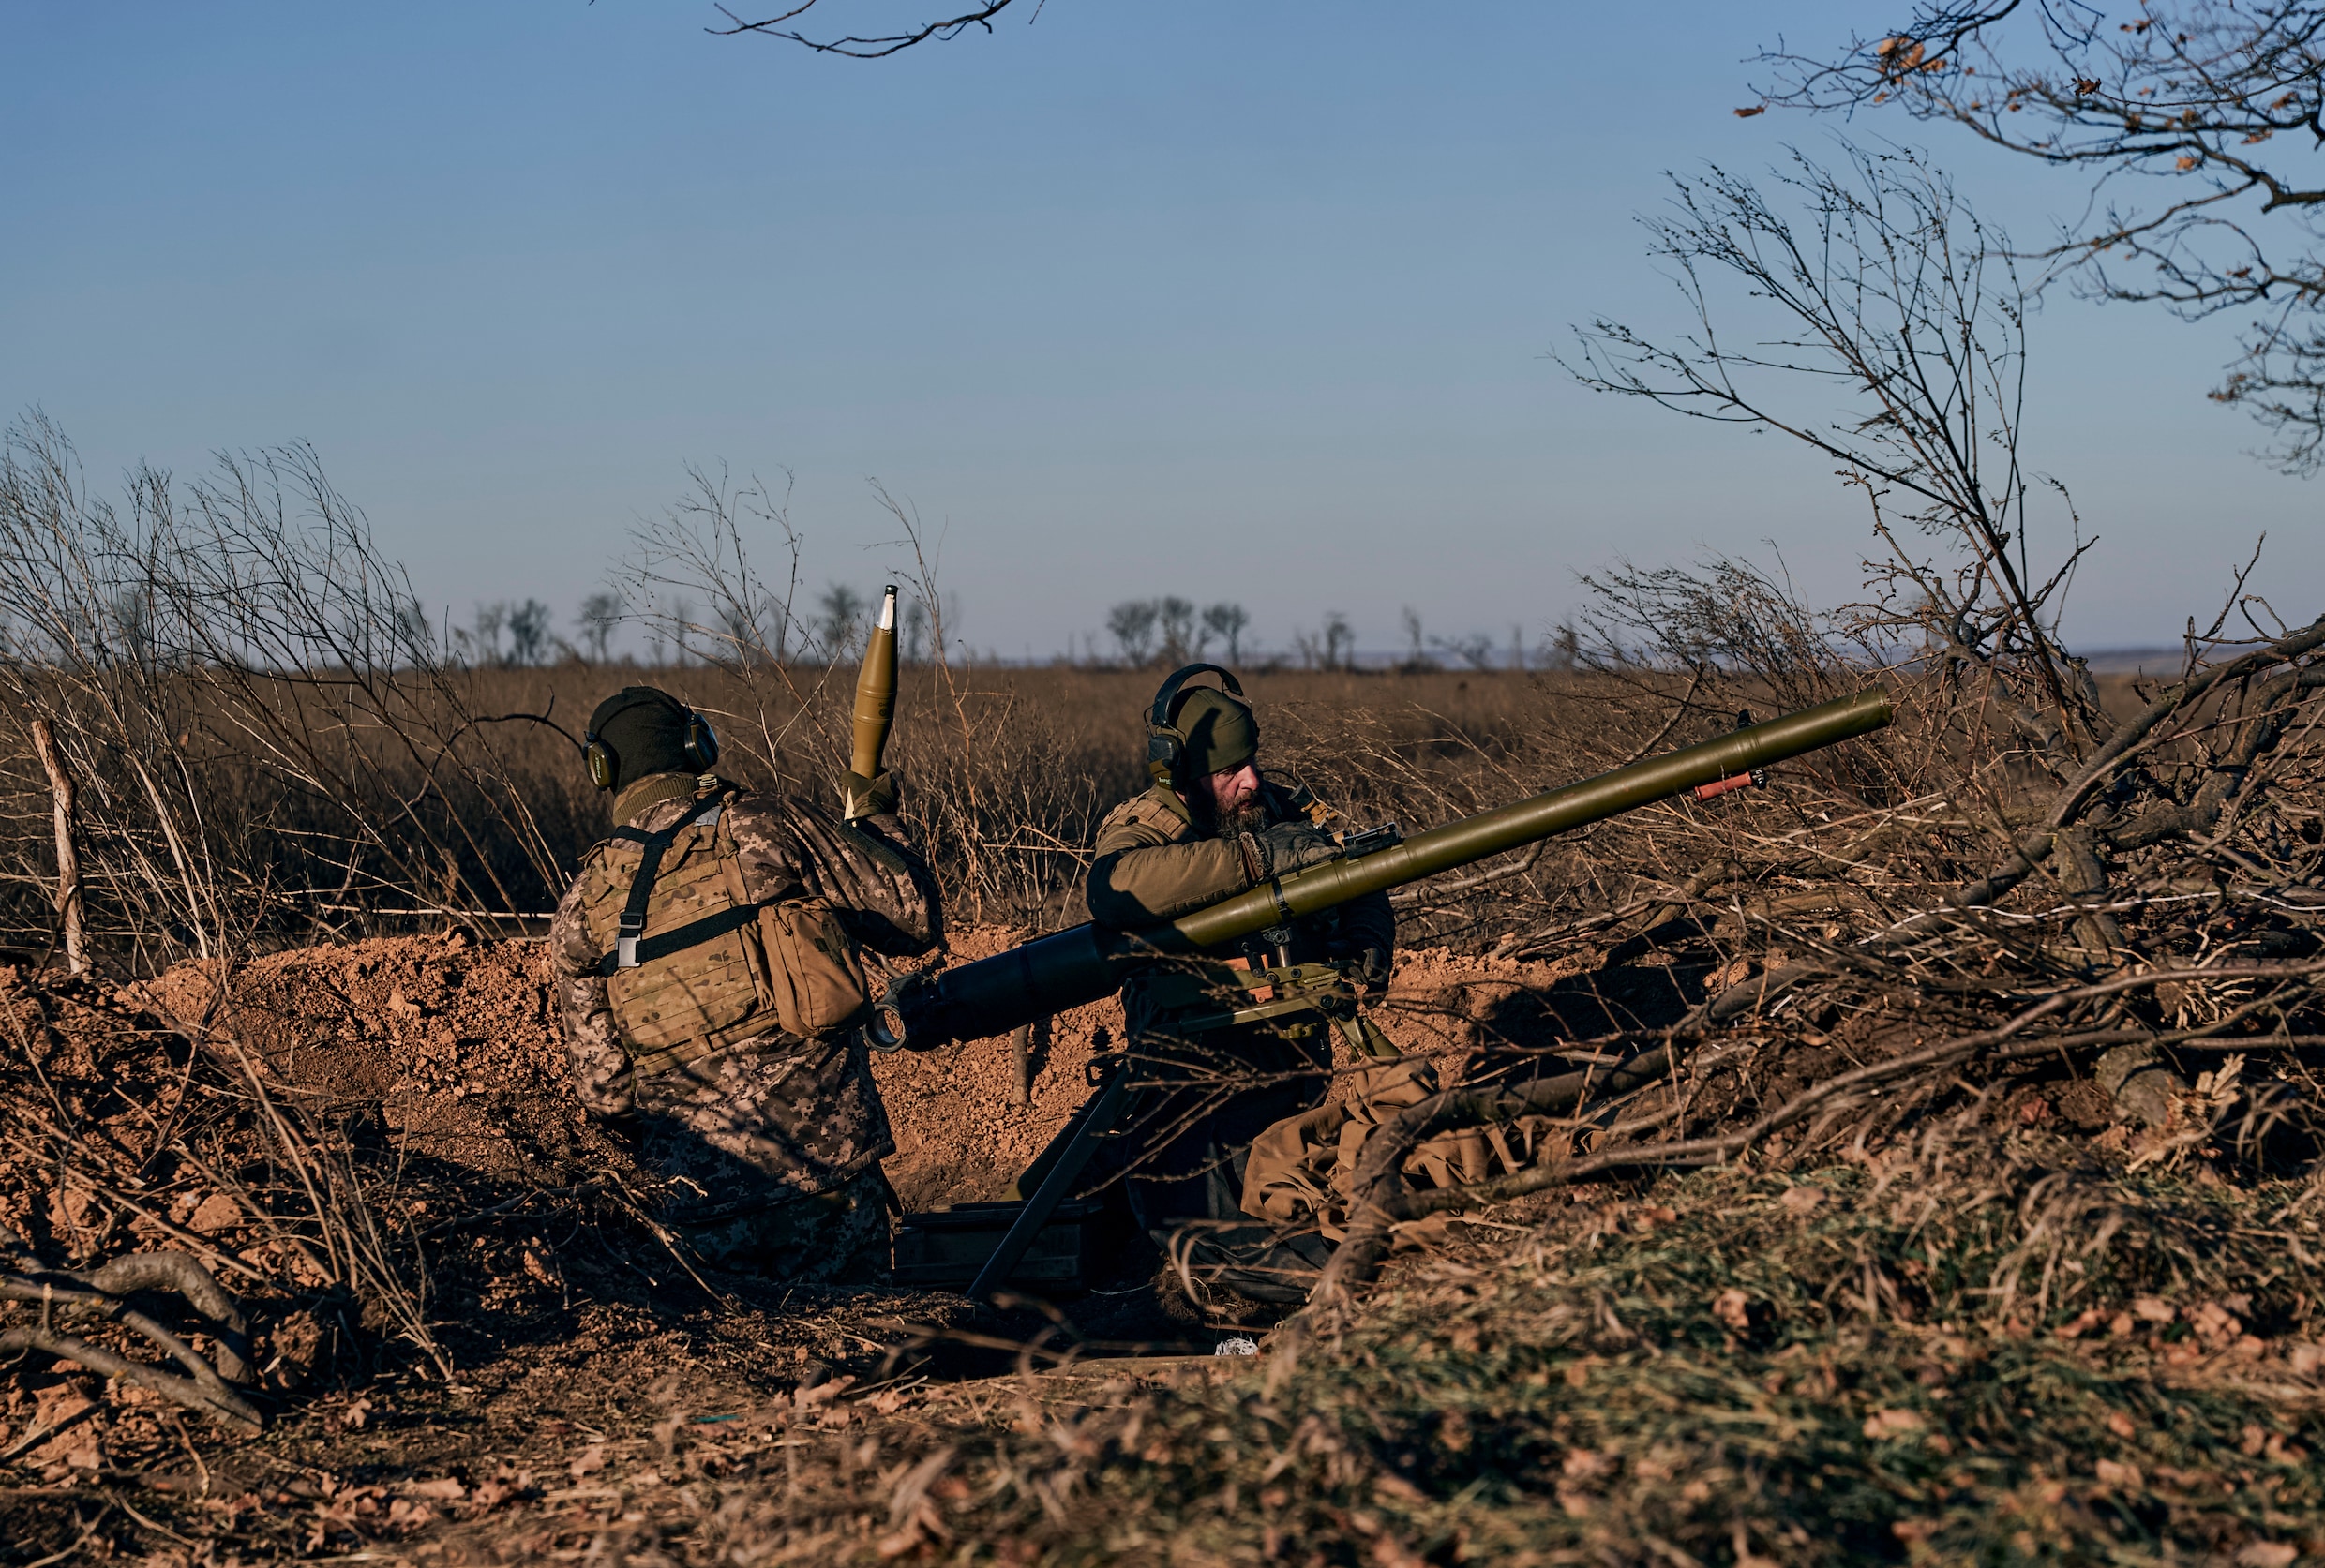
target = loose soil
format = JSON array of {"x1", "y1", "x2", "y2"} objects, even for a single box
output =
[{"x1": 6, "y1": 933, "x2": 2323, "y2": 1565}]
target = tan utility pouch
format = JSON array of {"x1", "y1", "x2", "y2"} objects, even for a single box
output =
[{"x1": 758, "y1": 896, "x2": 871, "y2": 1038}]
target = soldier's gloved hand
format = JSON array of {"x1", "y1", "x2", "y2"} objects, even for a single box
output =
[
  {"x1": 1254, "y1": 822, "x2": 1342, "y2": 880},
  {"x1": 841, "y1": 769, "x2": 898, "y2": 820},
  {"x1": 1355, "y1": 945, "x2": 1393, "y2": 996}
]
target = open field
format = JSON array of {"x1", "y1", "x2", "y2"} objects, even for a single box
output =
[
  {"x1": 7, "y1": 576, "x2": 2325, "y2": 1561},
  {"x1": 0, "y1": 656, "x2": 1769, "y2": 955}
]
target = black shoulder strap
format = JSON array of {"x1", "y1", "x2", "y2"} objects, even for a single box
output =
[
  {"x1": 601, "y1": 794, "x2": 727, "y2": 973},
  {"x1": 595, "y1": 903, "x2": 763, "y2": 978}
]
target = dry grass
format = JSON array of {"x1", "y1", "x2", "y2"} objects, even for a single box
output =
[
  {"x1": 713, "y1": 1143, "x2": 2325, "y2": 1566},
  {"x1": 11, "y1": 416, "x2": 2325, "y2": 1563},
  {"x1": 0, "y1": 655, "x2": 1654, "y2": 951},
  {"x1": 54, "y1": 1133, "x2": 2310, "y2": 1566}
]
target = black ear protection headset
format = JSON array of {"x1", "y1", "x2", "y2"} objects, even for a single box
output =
[
  {"x1": 1147, "y1": 663, "x2": 1245, "y2": 785},
  {"x1": 583, "y1": 704, "x2": 720, "y2": 792}
]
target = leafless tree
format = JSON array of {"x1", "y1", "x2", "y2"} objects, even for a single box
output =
[
  {"x1": 1107, "y1": 600, "x2": 1160, "y2": 665},
  {"x1": 622, "y1": 466, "x2": 803, "y2": 670},
  {"x1": 818, "y1": 582, "x2": 868, "y2": 659},
  {"x1": 578, "y1": 590, "x2": 622, "y2": 663},
  {"x1": 1399, "y1": 606, "x2": 1432, "y2": 672},
  {"x1": 1202, "y1": 601, "x2": 1250, "y2": 664},
  {"x1": 903, "y1": 596, "x2": 930, "y2": 664},
  {"x1": 0, "y1": 411, "x2": 579, "y2": 964},
  {"x1": 1562, "y1": 142, "x2": 2097, "y2": 739},
  {"x1": 462, "y1": 601, "x2": 508, "y2": 666},
  {"x1": 1274, "y1": 146, "x2": 2325, "y2": 1307},
  {"x1": 1754, "y1": 2, "x2": 2325, "y2": 470},
  {"x1": 506, "y1": 598, "x2": 553, "y2": 666},
  {"x1": 616, "y1": 464, "x2": 828, "y2": 770},
  {"x1": 1292, "y1": 610, "x2": 1355, "y2": 671},
  {"x1": 1156, "y1": 595, "x2": 1199, "y2": 665},
  {"x1": 1430, "y1": 631, "x2": 1498, "y2": 671},
  {"x1": 709, "y1": 0, "x2": 1024, "y2": 57}
]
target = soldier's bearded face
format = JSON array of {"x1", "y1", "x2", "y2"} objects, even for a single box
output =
[{"x1": 1197, "y1": 760, "x2": 1263, "y2": 825}]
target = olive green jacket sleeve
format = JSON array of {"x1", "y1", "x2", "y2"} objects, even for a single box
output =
[{"x1": 1085, "y1": 785, "x2": 1255, "y2": 927}]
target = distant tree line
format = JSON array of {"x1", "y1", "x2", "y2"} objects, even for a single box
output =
[
  {"x1": 1104, "y1": 598, "x2": 1250, "y2": 666},
  {"x1": 422, "y1": 575, "x2": 928, "y2": 671},
  {"x1": 423, "y1": 581, "x2": 1577, "y2": 674}
]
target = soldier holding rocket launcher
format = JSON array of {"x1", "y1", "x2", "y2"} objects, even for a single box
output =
[
  {"x1": 882, "y1": 682, "x2": 1892, "y2": 1305},
  {"x1": 1080, "y1": 665, "x2": 1396, "y2": 1260}
]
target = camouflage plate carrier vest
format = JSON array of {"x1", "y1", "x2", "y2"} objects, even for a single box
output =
[{"x1": 575, "y1": 786, "x2": 871, "y2": 1075}]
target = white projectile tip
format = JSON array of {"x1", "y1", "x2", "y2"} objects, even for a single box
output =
[{"x1": 878, "y1": 587, "x2": 897, "y2": 630}]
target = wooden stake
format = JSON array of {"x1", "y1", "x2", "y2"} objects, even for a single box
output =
[{"x1": 30, "y1": 718, "x2": 86, "y2": 975}]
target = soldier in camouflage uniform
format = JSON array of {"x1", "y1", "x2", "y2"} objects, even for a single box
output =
[
  {"x1": 549, "y1": 687, "x2": 941, "y2": 1282},
  {"x1": 1084, "y1": 668, "x2": 1396, "y2": 1241}
]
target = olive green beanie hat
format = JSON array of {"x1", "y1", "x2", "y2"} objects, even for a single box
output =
[{"x1": 1169, "y1": 686, "x2": 1259, "y2": 777}]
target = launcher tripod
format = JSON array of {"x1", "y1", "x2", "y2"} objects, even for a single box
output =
[{"x1": 963, "y1": 949, "x2": 1394, "y2": 1304}]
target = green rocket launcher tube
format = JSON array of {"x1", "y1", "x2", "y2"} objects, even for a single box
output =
[{"x1": 874, "y1": 687, "x2": 1893, "y2": 1051}]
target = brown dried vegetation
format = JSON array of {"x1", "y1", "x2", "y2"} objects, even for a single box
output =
[{"x1": 7, "y1": 390, "x2": 2325, "y2": 1559}]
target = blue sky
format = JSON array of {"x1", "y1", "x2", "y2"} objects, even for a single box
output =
[{"x1": 2, "y1": 2, "x2": 2312, "y2": 660}]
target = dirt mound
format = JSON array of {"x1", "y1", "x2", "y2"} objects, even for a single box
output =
[
  {"x1": 870, "y1": 925, "x2": 1118, "y2": 1210},
  {"x1": 139, "y1": 931, "x2": 585, "y2": 1182},
  {"x1": 109, "y1": 926, "x2": 1524, "y2": 1212}
]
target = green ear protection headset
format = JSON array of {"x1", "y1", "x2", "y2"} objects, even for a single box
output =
[
  {"x1": 583, "y1": 705, "x2": 720, "y2": 792},
  {"x1": 1146, "y1": 663, "x2": 1244, "y2": 785}
]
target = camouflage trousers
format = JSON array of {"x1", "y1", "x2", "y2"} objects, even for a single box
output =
[{"x1": 675, "y1": 1167, "x2": 895, "y2": 1284}]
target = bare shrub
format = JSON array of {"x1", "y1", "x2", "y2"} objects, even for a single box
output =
[
  {"x1": 0, "y1": 413, "x2": 599, "y2": 963},
  {"x1": 1290, "y1": 142, "x2": 2325, "y2": 1317}
]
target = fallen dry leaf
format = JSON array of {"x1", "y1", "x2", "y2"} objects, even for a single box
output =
[
  {"x1": 384, "y1": 1499, "x2": 437, "y2": 1531},
  {"x1": 1561, "y1": 1447, "x2": 1615, "y2": 1481},
  {"x1": 1372, "y1": 1472, "x2": 1426, "y2": 1504},
  {"x1": 2056, "y1": 1307, "x2": 2108, "y2": 1339},
  {"x1": 2192, "y1": 1301, "x2": 2243, "y2": 1346},
  {"x1": 1369, "y1": 1535, "x2": 1427, "y2": 1568},
  {"x1": 189, "y1": 1192, "x2": 240, "y2": 1233},
  {"x1": 1862, "y1": 1409, "x2": 1926, "y2": 1440}
]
